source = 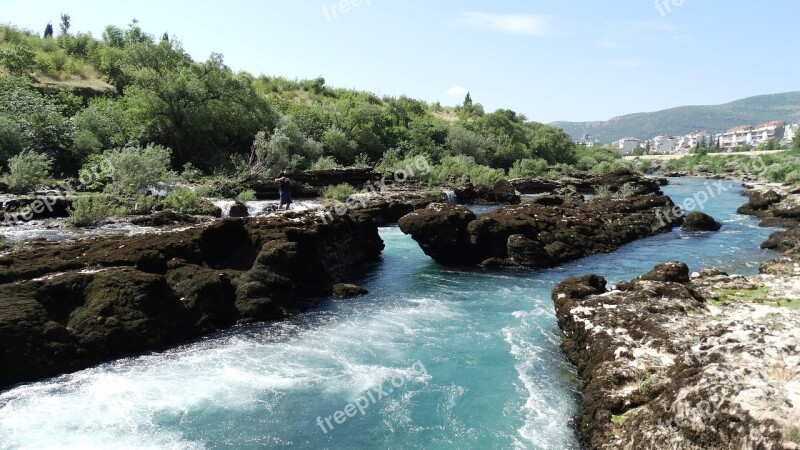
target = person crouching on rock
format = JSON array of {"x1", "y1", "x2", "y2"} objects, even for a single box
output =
[{"x1": 275, "y1": 168, "x2": 294, "y2": 211}]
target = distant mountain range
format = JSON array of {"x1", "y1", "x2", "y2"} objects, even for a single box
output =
[{"x1": 551, "y1": 92, "x2": 800, "y2": 144}]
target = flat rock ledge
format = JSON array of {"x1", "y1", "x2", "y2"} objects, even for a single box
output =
[
  {"x1": 552, "y1": 261, "x2": 800, "y2": 450},
  {"x1": 0, "y1": 211, "x2": 383, "y2": 389}
]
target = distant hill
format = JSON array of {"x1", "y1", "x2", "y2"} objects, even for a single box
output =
[{"x1": 551, "y1": 92, "x2": 800, "y2": 144}]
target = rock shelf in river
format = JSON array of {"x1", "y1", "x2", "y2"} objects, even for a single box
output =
[
  {"x1": 399, "y1": 175, "x2": 681, "y2": 267},
  {"x1": 0, "y1": 212, "x2": 383, "y2": 388}
]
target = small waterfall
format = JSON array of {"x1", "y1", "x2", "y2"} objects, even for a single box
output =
[
  {"x1": 211, "y1": 200, "x2": 236, "y2": 218},
  {"x1": 442, "y1": 188, "x2": 458, "y2": 205}
]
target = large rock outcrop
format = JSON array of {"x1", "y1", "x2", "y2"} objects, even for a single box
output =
[
  {"x1": 398, "y1": 190, "x2": 681, "y2": 267},
  {"x1": 552, "y1": 264, "x2": 800, "y2": 450},
  {"x1": 0, "y1": 212, "x2": 383, "y2": 388},
  {"x1": 0, "y1": 196, "x2": 74, "y2": 223},
  {"x1": 682, "y1": 211, "x2": 722, "y2": 232},
  {"x1": 738, "y1": 185, "x2": 800, "y2": 227}
]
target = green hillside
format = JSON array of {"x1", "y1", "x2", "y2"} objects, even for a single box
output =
[
  {"x1": 0, "y1": 18, "x2": 589, "y2": 188},
  {"x1": 552, "y1": 92, "x2": 800, "y2": 143}
]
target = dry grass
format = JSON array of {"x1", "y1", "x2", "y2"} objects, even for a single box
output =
[{"x1": 32, "y1": 74, "x2": 114, "y2": 93}]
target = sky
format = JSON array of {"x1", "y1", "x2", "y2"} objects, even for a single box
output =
[{"x1": 1, "y1": 0, "x2": 798, "y2": 123}]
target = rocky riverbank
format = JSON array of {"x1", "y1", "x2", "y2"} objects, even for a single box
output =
[
  {"x1": 0, "y1": 211, "x2": 383, "y2": 389},
  {"x1": 552, "y1": 182, "x2": 800, "y2": 450},
  {"x1": 398, "y1": 171, "x2": 682, "y2": 267}
]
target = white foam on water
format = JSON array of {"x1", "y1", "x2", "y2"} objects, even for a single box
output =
[
  {"x1": 503, "y1": 309, "x2": 581, "y2": 450},
  {"x1": 211, "y1": 199, "x2": 236, "y2": 217},
  {"x1": 0, "y1": 294, "x2": 452, "y2": 448}
]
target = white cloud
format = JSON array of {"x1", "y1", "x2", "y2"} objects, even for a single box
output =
[
  {"x1": 446, "y1": 86, "x2": 469, "y2": 97},
  {"x1": 458, "y1": 12, "x2": 559, "y2": 37}
]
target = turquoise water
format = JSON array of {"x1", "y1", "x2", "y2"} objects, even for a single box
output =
[{"x1": 0, "y1": 179, "x2": 778, "y2": 449}]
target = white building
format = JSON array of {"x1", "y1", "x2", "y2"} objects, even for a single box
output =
[
  {"x1": 780, "y1": 123, "x2": 798, "y2": 147},
  {"x1": 615, "y1": 137, "x2": 640, "y2": 155},
  {"x1": 717, "y1": 121, "x2": 786, "y2": 149},
  {"x1": 650, "y1": 135, "x2": 679, "y2": 154},
  {"x1": 751, "y1": 121, "x2": 785, "y2": 146},
  {"x1": 576, "y1": 133, "x2": 596, "y2": 147},
  {"x1": 675, "y1": 131, "x2": 713, "y2": 153}
]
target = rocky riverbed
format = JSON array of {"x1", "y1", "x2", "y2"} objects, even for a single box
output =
[{"x1": 553, "y1": 181, "x2": 800, "y2": 450}]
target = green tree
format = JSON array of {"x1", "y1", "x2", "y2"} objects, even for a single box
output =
[
  {"x1": 72, "y1": 99, "x2": 127, "y2": 151},
  {"x1": 525, "y1": 123, "x2": 576, "y2": 164},
  {"x1": 0, "y1": 77, "x2": 75, "y2": 171},
  {"x1": 445, "y1": 125, "x2": 490, "y2": 163},
  {"x1": 121, "y1": 44, "x2": 276, "y2": 167},
  {"x1": 328, "y1": 93, "x2": 386, "y2": 160},
  {"x1": 59, "y1": 13, "x2": 71, "y2": 36},
  {"x1": 321, "y1": 127, "x2": 357, "y2": 164},
  {"x1": 101, "y1": 25, "x2": 126, "y2": 48}
]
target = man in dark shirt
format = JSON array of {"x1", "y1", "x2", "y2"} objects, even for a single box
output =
[{"x1": 275, "y1": 168, "x2": 294, "y2": 210}]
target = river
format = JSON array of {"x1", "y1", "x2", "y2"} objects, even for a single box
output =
[{"x1": 0, "y1": 178, "x2": 778, "y2": 449}]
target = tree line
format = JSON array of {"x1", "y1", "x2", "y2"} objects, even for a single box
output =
[{"x1": 0, "y1": 18, "x2": 622, "y2": 191}]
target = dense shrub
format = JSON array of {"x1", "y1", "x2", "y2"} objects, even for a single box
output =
[
  {"x1": 76, "y1": 154, "x2": 115, "y2": 191},
  {"x1": 180, "y1": 162, "x2": 204, "y2": 182},
  {"x1": 163, "y1": 187, "x2": 201, "y2": 213},
  {"x1": 0, "y1": 77, "x2": 75, "y2": 170},
  {"x1": 251, "y1": 117, "x2": 323, "y2": 177},
  {"x1": 130, "y1": 193, "x2": 157, "y2": 214},
  {"x1": 310, "y1": 156, "x2": 340, "y2": 170},
  {"x1": 764, "y1": 159, "x2": 800, "y2": 182},
  {"x1": 575, "y1": 156, "x2": 599, "y2": 171},
  {"x1": 591, "y1": 160, "x2": 639, "y2": 175},
  {"x1": 0, "y1": 44, "x2": 36, "y2": 75},
  {"x1": 508, "y1": 158, "x2": 549, "y2": 178},
  {"x1": 0, "y1": 115, "x2": 24, "y2": 164},
  {"x1": 68, "y1": 196, "x2": 124, "y2": 227},
  {"x1": 445, "y1": 125, "x2": 490, "y2": 162},
  {"x1": 195, "y1": 177, "x2": 238, "y2": 198},
  {"x1": 102, "y1": 144, "x2": 174, "y2": 194},
  {"x1": 426, "y1": 155, "x2": 505, "y2": 188},
  {"x1": 236, "y1": 188, "x2": 256, "y2": 202},
  {"x1": 321, "y1": 127, "x2": 357, "y2": 164},
  {"x1": 3, "y1": 150, "x2": 52, "y2": 193},
  {"x1": 321, "y1": 183, "x2": 359, "y2": 202}
]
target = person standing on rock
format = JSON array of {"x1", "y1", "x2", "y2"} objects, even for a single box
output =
[{"x1": 275, "y1": 168, "x2": 294, "y2": 211}]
